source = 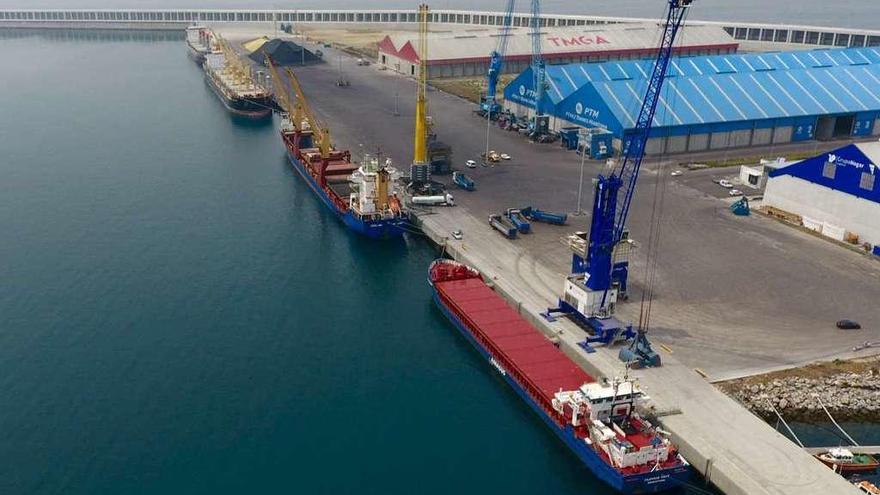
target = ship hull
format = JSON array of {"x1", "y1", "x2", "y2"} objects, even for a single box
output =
[
  {"x1": 204, "y1": 71, "x2": 272, "y2": 120},
  {"x1": 430, "y1": 279, "x2": 689, "y2": 494},
  {"x1": 284, "y1": 145, "x2": 408, "y2": 240},
  {"x1": 185, "y1": 40, "x2": 206, "y2": 66}
]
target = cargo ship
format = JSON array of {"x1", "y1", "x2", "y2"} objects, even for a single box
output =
[
  {"x1": 429, "y1": 258, "x2": 690, "y2": 493},
  {"x1": 200, "y1": 31, "x2": 273, "y2": 120},
  {"x1": 184, "y1": 24, "x2": 209, "y2": 65},
  {"x1": 279, "y1": 119, "x2": 408, "y2": 239},
  {"x1": 265, "y1": 58, "x2": 408, "y2": 239}
]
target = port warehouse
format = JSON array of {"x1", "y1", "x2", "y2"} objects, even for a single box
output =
[
  {"x1": 504, "y1": 47, "x2": 880, "y2": 153},
  {"x1": 376, "y1": 24, "x2": 736, "y2": 78},
  {"x1": 763, "y1": 142, "x2": 880, "y2": 252},
  {"x1": 3, "y1": 8, "x2": 880, "y2": 52}
]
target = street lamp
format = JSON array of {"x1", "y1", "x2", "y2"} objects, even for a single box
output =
[{"x1": 575, "y1": 139, "x2": 587, "y2": 215}]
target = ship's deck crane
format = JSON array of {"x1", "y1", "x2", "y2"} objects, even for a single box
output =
[
  {"x1": 478, "y1": 0, "x2": 516, "y2": 119},
  {"x1": 550, "y1": 0, "x2": 695, "y2": 367}
]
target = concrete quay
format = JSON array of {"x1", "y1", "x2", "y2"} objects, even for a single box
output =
[{"x1": 414, "y1": 208, "x2": 859, "y2": 495}]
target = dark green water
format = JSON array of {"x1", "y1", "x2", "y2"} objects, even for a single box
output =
[
  {"x1": 0, "y1": 31, "x2": 874, "y2": 495},
  {"x1": 0, "y1": 31, "x2": 607, "y2": 495}
]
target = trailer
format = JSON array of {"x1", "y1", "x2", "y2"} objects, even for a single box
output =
[
  {"x1": 521, "y1": 206, "x2": 567, "y2": 225},
  {"x1": 506, "y1": 208, "x2": 531, "y2": 234},
  {"x1": 489, "y1": 214, "x2": 518, "y2": 239},
  {"x1": 412, "y1": 193, "x2": 455, "y2": 207},
  {"x1": 452, "y1": 171, "x2": 475, "y2": 191}
]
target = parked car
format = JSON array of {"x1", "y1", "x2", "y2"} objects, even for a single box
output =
[
  {"x1": 729, "y1": 189, "x2": 743, "y2": 196},
  {"x1": 671, "y1": 170, "x2": 683, "y2": 176},
  {"x1": 837, "y1": 319, "x2": 862, "y2": 330},
  {"x1": 500, "y1": 153, "x2": 511, "y2": 160},
  {"x1": 718, "y1": 179, "x2": 734, "y2": 188},
  {"x1": 465, "y1": 159, "x2": 477, "y2": 168},
  {"x1": 451, "y1": 230, "x2": 463, "y2": 240}
]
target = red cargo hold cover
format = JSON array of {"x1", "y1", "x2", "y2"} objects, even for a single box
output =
[{"x1": 436, "y1": 277, "x2": 593, "y2": 406}]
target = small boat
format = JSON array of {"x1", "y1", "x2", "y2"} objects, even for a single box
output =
[
  {"x1": 855, "y1": 480, "x2": 880, "y2": 494},
  {"x1": 814, "y1": 448, "x2": 879, "y2": 473}
]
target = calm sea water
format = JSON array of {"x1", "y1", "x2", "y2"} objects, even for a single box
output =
[
  {"x1": 0, "y1": 0, "x2": 878, "y2": 30},
  {"x1": 0, "y1": 30, "x2": 616, "y2": 495},
  {"x1": 0, "y1": 29, "x2": 876, "y2": 495}
]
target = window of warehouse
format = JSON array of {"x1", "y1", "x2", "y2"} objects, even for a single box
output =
[
  {"x1": 860, "y1": 171, "x2": 875, "y2": 191},
  {"x1": 823, "y1": 160, "x2": 837, "y2": 179}
]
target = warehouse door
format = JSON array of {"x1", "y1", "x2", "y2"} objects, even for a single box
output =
[
  {"x1": 816, "y1": 115, "x2": 856, "y2": 141},
  {"x1": 815, "y1": 117, "x2": 835, "y2": 141},
  {"x1": 834, "y1": 115, "x2": 856, "y2": 137}
]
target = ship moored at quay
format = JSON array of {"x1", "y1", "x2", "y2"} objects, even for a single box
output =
[
  {"x1": 267, "y1": 60, "x2": 409, "y2": 239},
  {"x1": 192, "y1": 27, "x2": 273, "y2": 120},
  {"x1": 429, "y1": 259, "x2": 690, "y2": 493}
]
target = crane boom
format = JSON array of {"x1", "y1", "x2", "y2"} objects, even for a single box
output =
[
  {"x1": 263, "y1": 54, "x2": 292, "y2": 115},
  {"x1": 480, "y1": 0, "x2": 516, "y2": 116},
  {"x1": 551, "y1": 1, "x2": 694, "y2": 362},
  {"x1": 529, "y1": 0, "x2": 546, "y2": 116},
  {"x1": 413, "y1": 4, "x2": 430, "y2": 165},
  {"x1": 284, "y1": 67, "x2": 331, "y2": 158},
  {"x1": 579, "y1": 0, "x2": 692, "y2": 294}
]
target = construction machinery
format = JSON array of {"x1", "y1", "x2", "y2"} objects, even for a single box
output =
[
  {"x1": 547, "y1": 0, "x2": 695, "y2": 368},
  {"x1": 477, "y1": 0, "x2": 516, "y2": 119},
  {"x1": 730, "y1": 196, "x2": 750, "y2": 216}
]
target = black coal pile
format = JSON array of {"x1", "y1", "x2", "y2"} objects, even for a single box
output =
[{"x1": 250, "y1": 39, "x2": 323, "y2": 66}]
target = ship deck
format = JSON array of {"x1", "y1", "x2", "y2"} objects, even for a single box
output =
[{"x1": 434, "y1": 275, "x2": 593, "y2": 408}]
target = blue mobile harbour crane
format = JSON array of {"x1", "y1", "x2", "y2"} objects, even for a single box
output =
[
  {"x1": 527, "y1": 0, "x2": 553, "y2": 142},
  {"x1": 478, "y1": 0, "x2": 516, "y2": 119},
  {"x1": 544, "y1": 0, "x2": 694, "y2": 368}
]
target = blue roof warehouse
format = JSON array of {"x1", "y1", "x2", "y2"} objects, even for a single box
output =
[{"x1": 503, "y1": 47, "x2": 880, "y2": 154}]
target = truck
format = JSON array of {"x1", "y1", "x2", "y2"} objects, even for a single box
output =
[
  {"x1": 520, "y1": 206, "x2": 567, "y2": 225},
  {"x1": 452, "y1": 171, "x2": 475, "y2": 191},
  {"x1": 489, "y1": 214, "x2": 518, "y2": 239},
  {"x1": 412, "y1": 193, "x2": 455, "y2": 207},
  {"x1": 505, "y1": 208, "x2": 531, "y2": 234}
]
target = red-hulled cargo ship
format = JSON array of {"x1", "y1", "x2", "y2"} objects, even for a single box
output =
[{"x1": 429, "y1": 259, "x2": 689, "y2": 493}]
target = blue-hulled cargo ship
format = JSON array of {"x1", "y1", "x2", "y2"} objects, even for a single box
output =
[
  {"x1": 429, "y1": 258, "x2": 690, "y2": 494},
  {"x1": 280, "y1": 121, "x2": 408, "y2": 239}
]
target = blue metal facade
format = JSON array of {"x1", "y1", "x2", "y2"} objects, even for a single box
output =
[
  {"x1": 769, "y1": 143, "x2": 879, "y2": 205},
  {"x1": 505, "y1": 48, "x2": 880, "y2": 141}
]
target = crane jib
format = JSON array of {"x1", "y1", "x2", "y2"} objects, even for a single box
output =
[{"x1": 578, "y1": 0, "x2": 693, "y2": 296}]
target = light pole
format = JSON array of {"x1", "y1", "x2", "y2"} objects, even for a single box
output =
[
  {"x1": 393, "y1": 76, "x2": 400, "y2": 116},
  {"x1": 575, "y1": 139, "x2": 587, "y2": 215},
  {"x1": 485, "y1": 105, "x2": 491, "y2": 166}
]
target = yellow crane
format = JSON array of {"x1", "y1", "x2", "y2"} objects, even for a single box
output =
[
  {"x1": 263, "y1": 53, "x2": 301, "y2": 127},
  {"x1": 284, "y1": 67, "x2": 332, "y2": 158},
  {"x1": 412, "y1": 3, "x2": 430, "y2": 166}
]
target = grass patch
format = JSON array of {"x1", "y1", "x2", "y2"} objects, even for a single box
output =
[
  {"x1": 429, "y1": 75, "x2": 517, "y2": 104},
  {"x1": 694, "y1": 150, "x2": 818, "y2": 169}
]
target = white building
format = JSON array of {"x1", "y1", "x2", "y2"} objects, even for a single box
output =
[
  {"x1": 377, "y1": 23, "x2": 736, "y2": 78},
  {"x1": 763, "y1": 142, "x2": 880, "y2": 254}
]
